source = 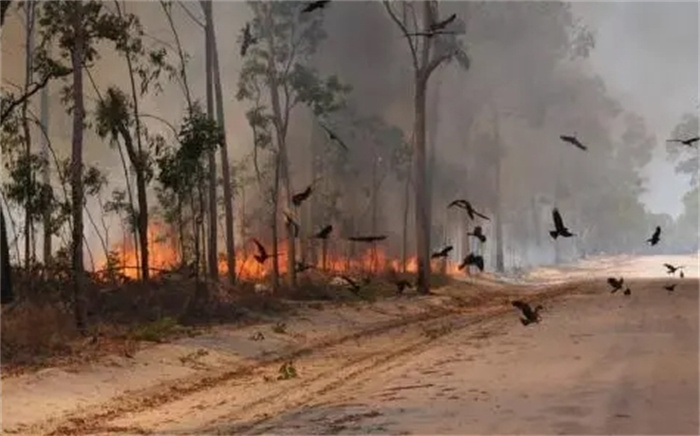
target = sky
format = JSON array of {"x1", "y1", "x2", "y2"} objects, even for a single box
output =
[{"x1": 571, "y1": 0, "x2": 699, "y2": 217}]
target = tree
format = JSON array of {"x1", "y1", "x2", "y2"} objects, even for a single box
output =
[
  {"x1": 36, "y1": 0, "x2": 138, "y2": 331},
  {"x1": 237, "y1": 1, "x2": 350, "y2": 287},
  {"x1": 667, "y1": 113, "x2": 699, "y2": 187},
  {"x1": 383, "y1": 0, "x2": 469, "y2": 293}
]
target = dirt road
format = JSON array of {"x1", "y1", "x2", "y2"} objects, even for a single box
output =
[{"x1": 1, "y1": 255, "x2": 698, "y2": 435}]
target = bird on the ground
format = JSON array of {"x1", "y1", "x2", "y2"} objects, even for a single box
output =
[
  {"x1": 448, "y1": 199, "x2": 490, "y2": 221},
  {"x1": 282, "y1": 211, "x2": 300, "y2": 237},
  {"x1": 295, "y1": 262, "x2": 315, "y2": 273},
  {"x1": 680, "y1": 270, "x2": 685, "y2": 278},
  {"x1": 339, "y1": 275, "x2": 361, "y2": 294},
  {"x1": 458, "y1": 253, "x2": 484, "y2": 272},
  {"x1": 240, "y1": 22, "x2": 257, "y2": 57},
  {"x1": 550, "y1": 208, "x2": 575, "y2": 239},
  {"x1": 347, "y1": 235, "x2": 387, "y2": 243},
  {"x1": 666, "y1": 136, "x2": 700, "y2": 147},
  {"x1": 646, "y1": 226, "x2": 661, "y2": 246},
  {"x1": 429, "y1": 13, "x2": 457, "y2": 32},
  {"x1": 560, "y1": 134, "x2": 587, "y2": 151},
  {"x1": 292, "y1": 185, "x2": 313, "y2": 207},
  {"x1": 252, "y1": 238, "x2": 280, "y2": 265},
  {"x1": 607, "y1": 277, "x2": 624, "y2": 293},
  {"x1": 394, "y1": 279, "x2": 413, "y2": 295},
  {"x1": 663, "y1": 263, "x2": 683, "y2": 275},
  {"x1": 431, "y1": 245, "x2": 453, "y2": 259},
  {"x1": 623, "y1": 287, "x2": 631, "y2": 296},
  {"x1": 313, "y1": 224, "x2": 333, "y2": 239},
  {"x1": 468, "y1": 226, "x2": 487, "y2": 243},
  {"x1": 511, "y1": 300, "x2": 543, "y2": 326},
  {"x1": 319, "y1": 124, "x2": 349, "y2": 151},
  {"x1": 663, "y1": 284, "x2": 677, "y2": 292},
  {"x1": 301, "y1": 0, "x2": 331, "y2": 13}
]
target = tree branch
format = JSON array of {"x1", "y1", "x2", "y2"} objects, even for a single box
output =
[
  {"x1": 1, "y1": 69, "x2": 72, "y2": 124},
  {"x1": 383, "y1": 0, "x2": 418, "y2": 72}
]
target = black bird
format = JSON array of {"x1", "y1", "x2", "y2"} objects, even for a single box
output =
[
  {"x1": 458, "y1": 253, "x2": 484, "y2": 272},
  {"x1": 252, "y1": 238, "x2": 280, "y2": 265},
  {"x1": 549, "y1": 208, "x2": 575, "y2": 239},
  {"x1": 1, "y1": 207, "x2": 13, "y2": 306},
  {"x1": 511, "y1": 300, "x2": 543, "y2": 326},
  {"x1": 319, "y1": 124, "x2": 349, "y2": 151},
  {"x1": 347, "y1": 235, "x2": 387, "y2": 243},
  {"x1": 623, "y1": 287, "x2": 631, "y2": 296},
  {"x1": 295, "y1": 262, "x2": 315, "y2": 273},
  {"x1": 429, "y1": 13, "x2": 457, "y2": 32},
  {"x1": 663, "y1": 263, "x2": 683, "y2": 275},
  {"x1": 431, "y1": 245, "x2": 453, "y2": 259},
  {"x1": 468, "y1": 226, "x2": 487, "y2": 243},
  {"x1": 240, "y1": 22, "x2": 257, "y2": 57},
  {"x1": 663, "y1": 284, "x2": 677, "y2": 292},
  {"x1": 667, "y1": 136, "x2": 700, "y2": 147},
  {"x1": 680, "y1": 270, "x2": 685, "y2": 279},
  {"x1": 646, "y1": 226, "x2": 661, "y2": 246},
  {"x1": 339, "y1": 275, "x2": 361, "y2": 294},
  {"x1": 301, "y1": 0, "x2": 331, "y2": 13},
  {"x1": 292, "y1": 185, "x2": 313, "y2": 207},
  {"x1": 394, "y1": 279, "x2": 413, "y2": 295},
  {"x1": 560, "y1": 134, "x2": 587, "y2": 151},
  {"x1": 607, "y1": 277, "x2": 624, "y2": 294},
  {"x1": 282, "y1": 211, "x2": 300, "y2": 238},
  {"x1": 448, "y1": 199, "x2": 490, "y2": 221},
  {"x1": 313, "y1": 225, "x2": 333, "y2": 239}
]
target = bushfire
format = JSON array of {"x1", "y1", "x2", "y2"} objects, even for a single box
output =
[{"x1": 97, "y1": 222, "x2": 463, "y2": 280}]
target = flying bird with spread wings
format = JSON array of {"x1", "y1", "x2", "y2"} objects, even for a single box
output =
[
  {"x1": 549, "y1": 208, "x2": 575, "y2": 239},
  {"x1": 647, "y1": 226, "x2": 661, "y2": 246},
  {"x1": 448, "y1": 199, "x2": 490, "y2": 221},
  {"x1": 666, "y1": 136, "x2": 700, "y2": 147},
  {"x1": 560, "y1": 134, "x2": 587, "y2": 151},
  {"x1": 301, "y1": 0, "x2": 331, "y2": 13}
]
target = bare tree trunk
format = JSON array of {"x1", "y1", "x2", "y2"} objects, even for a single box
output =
[
  {"x1": 40, "y1": 49, "x2": 51, "y2": 266},
  {"x1": 208, "y1": 0, "x2": 236, "y2": 285},
  {"x1": 413, "y1": 75, "x2": 430, "y2": 293},
  {"x1": 70, "y1": 5, "x2": 87, "y2": 332},
  {"x1": 202, "y1": 0, "x2": 218, "y2": 281},
  {"x1": 401, "y1": 172, "x2": 411, "y2": 273},
  {"x1": 271, "y1": 153, "x2": 281, "y2": 291},
  {"x1": 493, "y1": 110, "x2": 504, "y2": 273},
  {"x1": 22, "y1": 0, "x2": 35, "y2": 268}
]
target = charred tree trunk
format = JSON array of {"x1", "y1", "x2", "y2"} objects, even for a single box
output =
[
  {"x1": 22, "y1": 0, "x2": 35, "y2": 268},
  {"x1": 493, "y1": 110, "x2": 504, "y2": 273},
  {"x1": 401, "y1": 171, "x2": 410, "y2": 273},
  {"x1": 271, "y1": 152, "x2": 281, "y2": 291},
  {"x1": 40, "y1": 54, "x2": 51, "y2": 266},
  {"x1": 413, "y1": 75, "x2": 430, "y2": 293},
  {"x1": 203, "y1": 0, "x2": 218, "y2": 282}
]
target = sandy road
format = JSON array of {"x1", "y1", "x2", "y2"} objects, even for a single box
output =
[{"x1": 1, "y1": 255, "x2": 698, "y2": 435}]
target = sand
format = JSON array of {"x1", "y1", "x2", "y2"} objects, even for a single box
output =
[{"x1": 1, "y1": 254, "x2": 698, "y2": 435}]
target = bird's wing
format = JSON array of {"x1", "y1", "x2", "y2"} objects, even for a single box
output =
[
  {"x1": 474, "y1": 209, "x2": 490, "y2": 220},
  {"x1": 607, "y1": 277, "x2": 616, "y2": 287},
  {"x1": 654, "y1": 226, "x2": 661, "y2": 237},
  {"x1": 666, "y1": 139, "x2": 683, "y2": 143},
  {"x1": 252, "y1": 238, "x2": 266, "y2": 257},
  {"x1": 340, "y1": 275, "x2": 357, "y2": 287},
  {"x1": 552, "y1": 209, "x2": 565, "y2": 230},
  {"x1": 511, "y1": 301, "x2": 529, "y2": 314}
]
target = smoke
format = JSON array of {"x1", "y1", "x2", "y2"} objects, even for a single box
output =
[{"x1": 1, "y1": 0, "x2": 697, "y2": 270}]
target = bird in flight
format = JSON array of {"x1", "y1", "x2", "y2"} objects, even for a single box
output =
[
  {"x1": 240, "y1": 22, "x2": 257, "y2": 57},
  {"x1": 468, "y1": 226, "x2": 487, "y2": 243},
  {"x1": 431, "y1": 245, "x2": 453, "y2": 259},
  {"x1": 607, "y1": 277, "x2": 624, "y2": 294},
  {"x1": 458, "y1": 253, "x2": 484, "y2": 272},
  {"x1": 666, "y1": 136, "x2": 699, "y2": 147},
  {"x1": 313, "y1": 225, "x2": 333, "y2": 240},
  {"x1": 347, "y1": 235, "x2": 387, "y2": 243},
  {"x1": 292, "y1": 185, "x2": 313, "y2": 207},
  {"x1": 430, "y1": 13, "x2": 457, "y2": 32},
  {"x1": 301, "y1": 0, "x2": 330, "y2": 13},
  {"x1": 560, "y1": 134, "x2": 587, "y2": 151},
  {"x1": 252, "y1": 238, "x2": 280, "y2": 265},
  {"x1": 647, "y1": 226, "x2": 661, "y2": 246},
  {"x1": 663, "y1": 263, "x2": 683, "y2": 276},
  {"x1": 549, "y1": 208, "x2": 575, "y2": 239},
  {"x1": 663, "y1": 284, "x2": 677, "y2": 292},
  {"x1": 319, "y1": 124, "x2": 349, "y2": 151},
  {"x1": 448, "y1": 199, "x2": 490, "y2": 221},
  {"x1": 511, "y1": 300, "x2": 543, "y2": 326}
]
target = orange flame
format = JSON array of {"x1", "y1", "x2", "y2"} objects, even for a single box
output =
[{"x1": 98, "y1": 222, "x2": 463, "y2": 280}]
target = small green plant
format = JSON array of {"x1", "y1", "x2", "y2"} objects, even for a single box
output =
[
  {"x1": 130, "y1": 317, "x2": 187, "y2": 342},
  {"x1": 272, "y1": 322, "x2": 287, "y2": 334},
  {"x1": 277, "y1": 360, "x2": 298, "y2": 380}
]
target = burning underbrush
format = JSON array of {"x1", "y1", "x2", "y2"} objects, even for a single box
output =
[{"x1": 1, "y1": 226, "x2": 458, "y2": 371}]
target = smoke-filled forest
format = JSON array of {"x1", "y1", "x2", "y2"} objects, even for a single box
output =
[{"x1": 0, "y1": 0, "x2": 698, "y2": 402}]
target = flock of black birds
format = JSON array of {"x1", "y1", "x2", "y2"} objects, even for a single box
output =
[{"x1": 235, "y1": 0, "x2": 699, "y2": 324}]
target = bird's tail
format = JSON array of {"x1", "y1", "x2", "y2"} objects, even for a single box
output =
[
  {"x1": 549, "y1": 230, "x2": 559, "y2": 239},
  {"x1": 520, "y1": 318, "x2": 531, "y2": 326}
]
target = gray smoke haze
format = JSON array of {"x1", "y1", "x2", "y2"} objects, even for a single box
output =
[{"x1": 1, "y1": 0, "x2": 697, "y2": 270}]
